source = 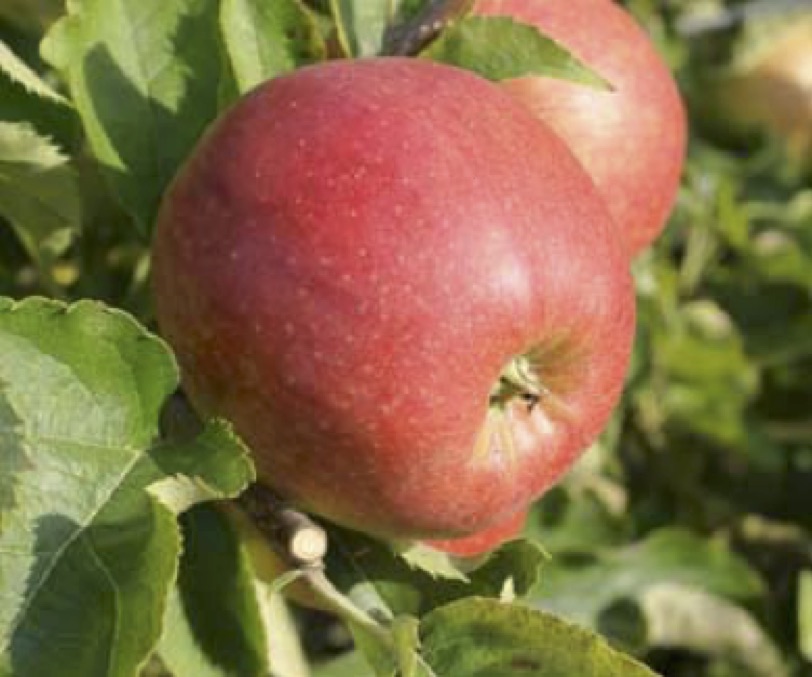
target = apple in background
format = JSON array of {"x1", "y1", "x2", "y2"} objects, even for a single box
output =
[
  {"x1": 700, "y1": 15, "x2": 812, "y2": 171},
  {"x1": 474, "y1": 0, "x2": 687, "y2": 256},
  {"x1": 425, "y1": 508, "x2": 527, "y2": 558},
  {"x1": 152, "y1": 58, "x2": 635, "y2": 541}
]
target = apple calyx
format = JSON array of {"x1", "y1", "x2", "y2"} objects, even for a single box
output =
[
  {"x1": 474, "y1": 353, "x2": 547, "y2": 465},
  {"x1": 489, "y1": 354, "x2": 547, "y2": 413},
  {"x1": 477, "y1": 349, "x2": 579, "y2": 466}
]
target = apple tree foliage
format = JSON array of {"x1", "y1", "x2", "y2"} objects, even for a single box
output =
[{"x1": 0, "y1": 0, "x2": 810, "y2": 675}]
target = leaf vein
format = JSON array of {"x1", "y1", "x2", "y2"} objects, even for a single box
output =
[{"x1": 6, "y1": 452, "x2": 141, "y2": 641}]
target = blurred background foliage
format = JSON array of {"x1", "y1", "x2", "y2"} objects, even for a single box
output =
[{"x1": 1, "y1": 0, "x2": 812, "y2": 675}]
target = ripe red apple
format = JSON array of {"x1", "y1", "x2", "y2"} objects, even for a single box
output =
[
  {"x1": 152, "y1": 58, "x2": 635, "y2": 540},
  {"x1": 474, "y1": 0, "x2": 687, "y2": 256},
  {"x1": 425, "y1": 508, "x2": 527, "y2": 557}
]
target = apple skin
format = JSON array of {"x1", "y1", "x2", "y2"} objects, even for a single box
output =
[
  {"x1": 474, "y1": 0, "x2": 687, "y2": 256},
  {"x1": 425, "y1": 508, "x2": 527, "y2": 558},
  {"x1": 152, "y1": 58, "x2": 635, "y2": 540}
]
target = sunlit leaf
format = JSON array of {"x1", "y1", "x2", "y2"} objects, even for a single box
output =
[
  {"x1": 534, "y1": 528, "x2": 764, "y2": 633},
  {"x1": 0, "y1": 298, "x2": 254, "y2": 677},
  {"x1": 0, "y1": 122, "x2": 80, "y2": 274},
  {"x1": 420, "y1": 598, "x2": 657, "y2": 676},
  {"x1": 329, "y1": 0, "x2": 393, "y2": 57},
  {"x1": 0, "y1": 40, "x2": 65, "y2": 108},
  {"x1": 642, "y1": 584, "x2": 787, "y2": 677},
  {"x1": 220, "y1": 0, "x2": 324, "y2": 93},
  {"x1": 422, "y1": 16, "x2": 609, "y2": 86},
  {"x1": 41, "y1": 0, "x2": 224, "y2": 235}
]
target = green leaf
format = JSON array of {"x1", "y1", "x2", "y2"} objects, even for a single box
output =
[
  {"x1": 533, "y1": 528, "x2": 764, "y2": 639},
  {"x1": 641, "y1": 584, "x2": 787, "y2": 677},
  {"x1": 526, "y1": 483, "x2": 630, "y2": 555},
  {"x1": 220, "y1": 0, "x2": 325, "y2": 94},
  {"x1": 422, "y1": 16, "x2": 609, "y2": 87},
  {"x1": 639, "y1": 298, "x2": 759, "y2": 447},
  {"x1": 155, "y1": 585, "x2": 226, "y2": 677},
  {"x1": 0, "y1": 122, "x2": 81, "y2": 271},
  {"x1": 419, "y1": 598, "x2": 657, "y2": 676},
  {"x1": 160, "y1": 503, "x2": 310, "y2": 677},
  {"x1": 0, "y1": 28, "x2": 77, "y2": 151},
  {"x1": 40, "y1": 0, "x2": 224, "y2": 236},
  {"x1": 0, "y1": 297, "x2": 254, "y2": 677},
  {"x1": 0, "y1": 39, "x2": 67, "y2": 104},
  {"x1": 748, "y1": 229, "x2": 812, "y2": 288},
  {"x1": 347, "y1": 621, "x2": 401, "y2": 677},
  {"x1": 392, "y1": 615, "x2": 422, "y2": 677},
  {"x1": 313, "y1": 650, "x2": 375, "y2": 677},
  {"x1": 0, "y1": 73, "x2": 77, "y2": 151},
  {"x1": 327, "y1": 526, "x2": 546, "y2": 619},
  {"x1": 396, "y1": 542, "x2": 470, "y2": 582},
  {"x1": 264, "y1": 591, "x2": 311, "y2": 677},
  {"x1": 158, "y1": 504, "x2": 269, "y2": 677},
  {"x1": 349, "y1": 613, "x2": 430, "y2": 677},
  {"x1": 801, "y1": 570, "x2": 812, "y2": 662},
  {"x1": 330, "y1": 0, "x2": 393, "y2": 57}
]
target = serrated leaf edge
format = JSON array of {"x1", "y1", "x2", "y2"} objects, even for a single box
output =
[{"x1": 0, "y1": 40, "x2": 69, "y2": 105}]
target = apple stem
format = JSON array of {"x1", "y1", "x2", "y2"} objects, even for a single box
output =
[
  {"x1": 239, "y1": 485, "x2": 327, "y2": 565},
  {"x1": 384, "y1": 0, "x2": 474, "y2": 56},
  {"x1": 238, "y1": 485, "x2": 394, "y2": 645}
]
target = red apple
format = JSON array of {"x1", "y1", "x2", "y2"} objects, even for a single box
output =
[
  {"x1": 425, "y1": 508, "x2": 527, "y2": 557},
  {"x1": 152, "y1": 58, "x2": 635, "y2": 540},
  {"x1": 474, "y1": 0, "x2": 687, "y2": 256}
]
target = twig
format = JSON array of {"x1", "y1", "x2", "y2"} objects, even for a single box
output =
[
  {"x1": 238, "y1": 484, "x2": 393, "y2": 644},
  {"x1": 238, "y1": 484, "x2": 327, "y2": 566},
  {"x1": 384, "y1": 0, "x2": 474, "y2": 56},
  {"x1": 163, "y1": 395, "x2": 392, "y2": 644}
]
